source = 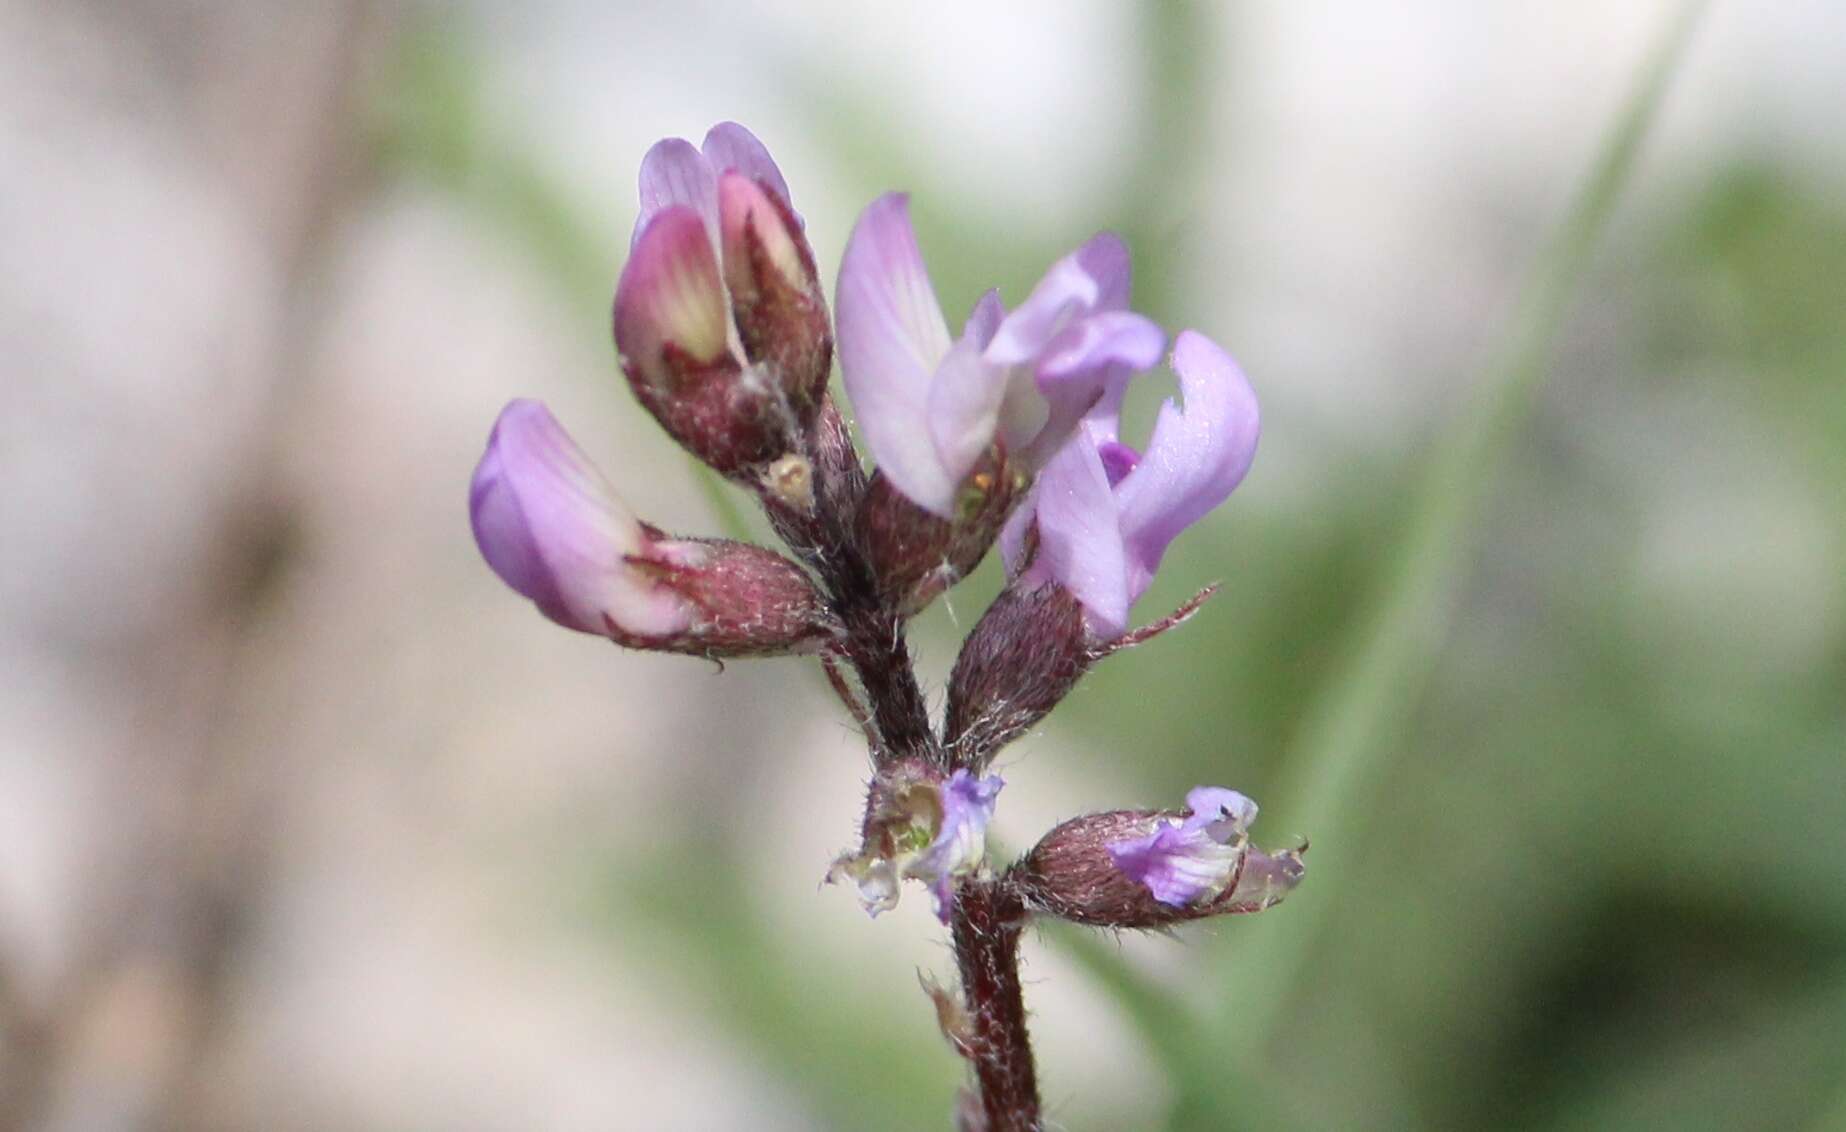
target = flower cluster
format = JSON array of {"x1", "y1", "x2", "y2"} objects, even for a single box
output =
[{"x1": 468, "y1": 120, "x2": 1303, "y2": 1117}]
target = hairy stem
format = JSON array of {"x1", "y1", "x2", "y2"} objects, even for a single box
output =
[
  {"x1": 776, "y1": 399, "x2": 1041, "y2": 1123},
  {"x1": 951, "y1": 881, "x2": 1039, "y2": 1132}
]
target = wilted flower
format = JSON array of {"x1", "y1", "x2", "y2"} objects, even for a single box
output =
[
  {"x1": 835, "y1": 193, "x2": 1165, "y2": 519},
  {"x1": 1002, "y1": 330, "x2": 1259, "y2": 640},
  {"x1": 614, "y1": 123, "x2": 830, "y2": 478},
  {"x1": 469, "y1": 399, "x2": 836, "y2": 656},
  {"x1": 830, "y1": 767, "x2": 1003, "y2": 921},
  {"x1": 1109, "y1": 787, "x2": 1268, "y2": 906},
  {"x1": 1013, "y1": 785, "x2": 1303, "y2": 928}
]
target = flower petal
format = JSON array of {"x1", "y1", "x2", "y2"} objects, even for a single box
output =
[
  {"x1": 985, "y1": 232, "x2": 1132, "y2": 366},
  {"x1": 1107, "y1": 820, "x2": 1244, "y2": 907},
  {"x1": 469, "y1": 400, "x2": 688, "y2": 637},
  {"x1": 1004, "y1": 310, "x2": 1167, "y2": 469},
  {"x1": 1114, "y1": 330, "x2": 1260, "y2": 602},
  {"x1": 1025, "y1": 435, "x2": 1131, "y2": 637},
  {"x1": 614, "y1": 205, "x2": 732, "y2": 385},
  {"x1": 717, "y1": 172, "x2": 806, "y2": 296},
  {"x1": 925, "y1": 290, "x2": 1008, "y2": 503},
  {"x1": 914, "y1": 770, "x2": 1004, "y2": 921},
  {"x1": 1037, "y1": 310, "x2": 1166, "y2": 440},
  {"x1": 1181, "y1": 786, "x2": 1258, "y2": 840},
  {"x1": 836, "y1": 193, "x2": 957, "y2": 512},
  {"x1": 701, "y1": 121, "x2": 795, "y2": 218},
  {"x1": 632, "y1": 137, "x2": 717, "y2": 253}
]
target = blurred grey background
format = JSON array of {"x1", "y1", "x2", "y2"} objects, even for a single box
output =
[{"x1": 1, "y1": 2, "x2": 1842, "y2": 1129}]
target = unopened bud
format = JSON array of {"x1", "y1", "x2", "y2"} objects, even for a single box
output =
[
  {"x1": 1012, "y1": 787, "x2": 1304, "y2": 929},
  {"x1": 854, "y1": 453, "x2": 1021, "y2": 617},
  {"x1": 469, "y1": 400, "x2": 837, "y2": 657},
  {"x1": 614, "y1": 206, "x2": 797, "y2": 475},
  {"x1": 717, "y1": 174, "x2": 832, "y2": 421},
  {"x1": 944, "y1": 584, "x2": 1091, "y2": 767}
]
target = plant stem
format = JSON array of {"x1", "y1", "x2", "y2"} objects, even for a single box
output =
[
  {"x1": 950, "y1": 881, "x2": 1040, "y2": 1132},
  {"x1": 783, "y1": 399, "x2": 1042, "y2": 1125}
]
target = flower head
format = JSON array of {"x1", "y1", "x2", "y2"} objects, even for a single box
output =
[
  {"x1": 469, "y1": 400, "x2": 835, "y2": 656},
  {"x1": 835, "y1": 194, "x2": 1164, "y2": 519},
  {"x1": 1001, "y1": 330, "x2": 1259, "y2": 640},
  {"x1": 614, "y1": 123, "x2": 830, "y2": 476}
]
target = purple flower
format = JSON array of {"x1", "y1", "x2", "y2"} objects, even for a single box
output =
[
  {"x1": 828, "y1": 768, "x2": 1003, "y2": 921},
  {"x1": 614, "y1": 124, "x2": 829, "y2": 474},
  {"x1": 1108, "y1": 786, "x2": 1299, "y2": 909},
  {"x1": 470, "y1": 400, "x2": 835, "y2": 655},
  {"x1": 835, "y1": 194, "x2": 1164, "y2": 518},
  {"x1": 1002, "y1": 330, "x2": 1259, "y2": 639},
  {"x1": 470, "y1": 399, "x2": 695, "y2": 638}
]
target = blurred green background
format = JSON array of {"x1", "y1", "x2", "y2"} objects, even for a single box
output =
[{"x1": 2, "y1": 2, "x2": 1842, "y2": 1129}]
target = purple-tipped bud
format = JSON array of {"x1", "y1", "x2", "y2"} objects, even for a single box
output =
[
  {"x1": 1013, "y1": 786, "x2": 1303, "y2": 929},
  {"x1": 614, "y1": 124, "x2": 830, "y2": 478},
  {"x1": 829, "y1": 762, "x2": 1002, "y2": 921},
  {"x1": 615, "y1": 208, "x2": 781, "y2": 475},
  {"x1": 718, "y1": 173, "x2": 831, "y2": 413},
  {"x1": 943, "y1": 584, "x2": 1091, "y2": 768},
  {"x1": 470, "y1": 400, "x2": 837, "y2": 657}
]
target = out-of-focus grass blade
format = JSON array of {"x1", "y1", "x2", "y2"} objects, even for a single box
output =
[{"x1": 1202, "y1": 0, "x2": 1710, "y2": 1065}]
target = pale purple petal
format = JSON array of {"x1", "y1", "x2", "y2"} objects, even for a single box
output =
[
  {"x1": 916, "y1": 770, "x2": 1004, "y2": 921},
  {"x1": 1106, "y1": 785, "x2": 1259, "y2": 908},
  {"x1": 700, "y1": 121, "x2": 795, "y2": 218},
  {"x1": 836, "y1": 193, "x2": 957, "y2": 512},
  {"x1": 1037, "y1": 310, "x2": 1166, "y2": 441},
  {"x1": 1180, "y1": 787, "x2": 1258, "y2": 838},
  {"x1": 984, "y1": 232, "x2": 1132, "y2": 366},
  {"x1": 1107, "y1": 822, "x2": 1242, "y2": 907},
  {"x1": 925, "y1": 290, "x2": 1007, "y2": 498},
  {"x1": 632, "y1": 137, "x2": 718, "y2": 252},
  {"x1": 469, "y1": 400, "x2": 688, "y2": 637},
  {"x1": 1004, "y1": 311, "x2": 1166, "y2": 469},
  {"x1": 1114, "y1": 330, "x2": 1260, "y2": 602},
  {"x1": 1024, "y1": 436, "x2": 1131, "y2": 638}
]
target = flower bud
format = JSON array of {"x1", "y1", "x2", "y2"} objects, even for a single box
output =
[
  {"x1": 853, "y1": 452, "x2": 1022, "y2": 617},
  {"x1": 470, "y1": 400, "x2": 837, "y2": 657},
  {"x1": 718, "y1": 173, "x2": 831, "y2": 414},
  {"x1": 1012, "y1": 787, "x2": 1304, "y2": 929},
  {"x1": 943, "y1": 584, "x2": 1091, "y2": 767},
  {"x1": 615, "y1": 207, "x2": 796, "y2": 475},
  {"x1": 828, "y1": 762, "x2": 1002, "y2": 921},
  {"x1": 614, "y1": 125, "x2": 832, "y2": 480}
]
